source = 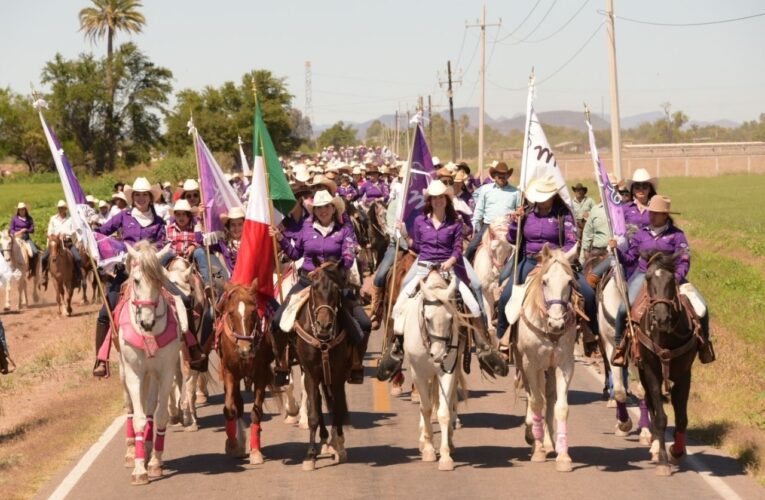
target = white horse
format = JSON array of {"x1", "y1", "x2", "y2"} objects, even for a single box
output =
[
  {"x1": 472, "y1": 217, "x2": 514, "y2": 343},
  {"x1": 598, "y1": 277, "x2": 652, "y2": 446},
  {"x1": 513, "y1": 246, "x2": 578, "y2": 472},
  {"x1": 118, "y1": 242, "x2": 182, "y2": 485},
  {"x1": 400, "y1": 271, "x2": 468, "y2": 471},
  {"x1": 0, "y1": 229, "x2": 39, "y2": 311}
]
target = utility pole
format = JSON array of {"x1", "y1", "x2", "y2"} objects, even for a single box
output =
[
  {"x1": 605, "y1": 0, "x2": 623, "y2": 179},
  {"x1": 439, "y1": 60, "x2": 462, "y2": 162},
  {"x1": 427, "y1": 95, "x2": 433, "y2": 146},
  {"x1": 304, "y1": 61, "x2": 313, "y2": 142},
  {"x1": 394, "y1": 109, "x2": 400, "y2": 157},
  {"x1": 467, "y1": 5, "x2": 501, "y2": 181}
]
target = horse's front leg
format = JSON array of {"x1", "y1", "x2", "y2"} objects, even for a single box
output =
[
  {"x1": 222, "y1": 368, "x2": 245, "y2": 458},
  {"x1": 17, "y1": 272, "x2": 27, "y2": 309},
  {"x1": 412, "y1": 369, "x2": 436, "y2": 463},
  {"x1": 147, "y1": 351, "x2": 177, "y2": 478},
  {"x1": 182, "y1": 369, "x2": 200, "y2": 431},
  {"x1": 4, "y1": 279, "x2": 12, "y2": 311},
  {"x1": 65, "y1": 282, "x2": 73, "y2": 316},
  {"x1": 302, "y1": 371, "x2": 321, "y2": 471},
  {"x1": 123, "y1": 363, "x2": 149, "y2": 485},
  {"x1": 641, "y1": 366, "x2": 671, "y2": 475},
  {"x1": 669, "y1": 371, "x2": 691, "y2": 465},
  {"x1": 524, "y1": 362, "x2": 547, "y2": 463},
  {"x1": 250, "y1": 379, "x2": 266, "y2": 465},
  {"x1": 436, "y1": 372, "x2": 457, "y2": 471},
  {"x1": 553, "y1": 359, "x2": 575, "y2": 472},
  {"x1": 329, "y1": 379, "x2": 348, "y2": 464}
]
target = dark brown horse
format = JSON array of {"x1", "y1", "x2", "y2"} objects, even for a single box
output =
[
  {"x1": 47, "y1": 235, "x2": 76, "y2": 316},
  {"x1": 216, "y1": 279, "x2": 276, "y2": 465},
  {"x1": 634, "y1": 252, "x2": 700, "y2": 476},
  {"x1": 293, "y1": 261, "x2": 350, "y2": 470},
  {"x1": 366, "y1": 200, "x2": 389, "y2": 270}
]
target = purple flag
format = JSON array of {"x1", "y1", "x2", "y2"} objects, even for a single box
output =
[
  {"x1": 587, "y1": 119, "x2": 625, "y2": 238},
  {"x1": 396, "y1": 124, "x2": 436, "y2": 233},
  {"x1": 195, "y1": 133, "x2": 243, "y2": 233}
]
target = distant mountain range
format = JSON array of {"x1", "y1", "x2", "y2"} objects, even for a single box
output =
[{"x1": 315, "y1": 107, "x2": 740, "y2": 138}]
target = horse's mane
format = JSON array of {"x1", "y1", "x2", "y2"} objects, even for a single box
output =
[
  {"x1": 526, "y1": 246, "x2": 575, "y2": 314},
  {"x1": 644, "y1": 251, "x2": 678, "y2": 274},
  {"x1": 132, "y1": 240, "x2": 165, "y2": 287},
  {"x1": 480, "y1": 217, "x2": 510, "y2": 248}
]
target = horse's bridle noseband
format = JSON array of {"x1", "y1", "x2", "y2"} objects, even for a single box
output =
[{"x1": 308, "y1": 288, "x2": 338, "y2": 341}]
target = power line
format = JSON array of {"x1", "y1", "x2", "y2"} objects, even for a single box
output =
[
  {"x1": 495, "y1": 0, "x2": 543, "y2": 42},
  {"x1": 497, "y1": 0, "x2": 560, "y2": 44},
  {"x1": 607, "y1": 10, "x2": 765, "y2": 27},
  {"x1": 500, "y1": 0, "x2": 590, "y2": 45},
  {"x1": 461, "y1": 35, "x2": 481, "y2": 76},
  {"x1": 453, "y1": 28, "x2": 469, "y2": 69}
]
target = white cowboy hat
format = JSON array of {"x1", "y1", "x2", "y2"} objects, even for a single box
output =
[
  {"x1": 86, "y1": 195, "x2": 96, "y2": 204},
  {"x1": 352, "y1": 166, "x2": 363, "y2": 175},
  {"x1": 17, "y1": 202, "x2": 27, "y2": 210},
  {"x1": 311, "y1": 190, "x2": 345, "y2": 216},
  {"x1": 57, "y1": 200, "x2": 67, "y2": 208},
  {"x1": 220, "y1": 206, "x2": 246, "y2": 225},
  {"x1": 182, "y1": 179, "x2": 200, "y2": 192},
  {"x1": 308, "y1": 175, "x2": 338, "y2": 196},
  {"x1": 124, "y1": 177, "x2": 163, "y2": 205},
  {"x1": 98, "y1": 200, "x2": 109, "y2": 209},
  {"x1": 224, "y1": 173, "x2": 233, "y2": 182},
  {"x1": 628, "y1": 168, "x2": 657, "y2": 189},
  {"x1": 432, "y1": 156, "x2": 442, "y2": 166},
  {"x1": 294, "y1": 169, "x2": 311, "y2": 183},
  {"x1": 112, "y1": 192, "x2": 128, "y2": 204},
  {"x1": 526, "y1": 175, "x2": 559, "y2": 204},
  {"x1": 423, "y1": 179, "x2": 454, "y2": 199},
  {"x1": 444, "y1": 162, "x2": 458, "y2": 172},
  {"x1": 172, "y1": 199, "x2": 193, "y2": 213},
  {"x1": 379, "y1": 165, "x2": 390, "y2": 175},
  {"x1": 162, "y1": 181, "x2": 172, "y2": 189}
]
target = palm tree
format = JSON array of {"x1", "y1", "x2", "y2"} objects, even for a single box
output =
[{"x1": 78, "y1": 0, "x2": 145, "y2": 170}]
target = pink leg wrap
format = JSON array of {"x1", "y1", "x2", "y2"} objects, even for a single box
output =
[
  {"x1": 184, "y1": 330, "x2": 198, "y2": 347},
  {"x1": 144, "y1": 416, "x2": 154, "y2": 442},
  {"x1": 532, "y1": 413, "x2": 544, "y2": 440},
  {"x1": 225, "y1": 419, "x2": 237, "y2": 442},
  {"x1": 126, "y1": 415, "x2": 136, "y2": 440},
  {"x1": 556, "y1": 421, "x2": 569, "y2": 453},
  {"x1": 155, "y1": 428, "x2": 166, "y2": 452},
  {"x1": 134, "y1": 435, "x2": 145, "y2": 460},
  {"x1": 97, "y1": 332, "x2": 112, "y2": 362},
  {"x1": 250, "y1": 423, "x2": 261, "y2": 452},
  {"x1": 674, "y1": 431, "x2": 686, "y2": 454}
]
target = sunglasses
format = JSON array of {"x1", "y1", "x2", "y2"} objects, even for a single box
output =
[
  {"x1": 632, "y1": 182, "x2": 651, "y2": 190},
  {"x1": 186, "y1": 191, "x2": 201, "y2": 199}
]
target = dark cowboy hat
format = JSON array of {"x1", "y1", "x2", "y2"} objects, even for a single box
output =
[
  {"x1": 572, "y1": 182, "x2": 588, "y2": 193},
  {"x1": 488, "y1": 161, "x2": 513, "y2": 177},
  {"x1": 290, "y1": 181, "x2": 312, "y2": 197}
]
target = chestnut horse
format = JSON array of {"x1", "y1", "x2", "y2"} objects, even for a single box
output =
[
  {"x1": 216, "y1": 280, "x2": 278, "y2": 465},
  {"x1": 47, "y1": 234, "x2": 76, "y2": 316}
]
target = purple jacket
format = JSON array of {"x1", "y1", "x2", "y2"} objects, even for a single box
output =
[
  {"x1": 457, "y1": 188, "x2": 474, "y2": 210},
  {"x1": 219, "y1": 239, "x2": 240, "y2": 272},
  {"x1": 282, "y1": 209, "x2": 309, "y2": 242},
  {"x1": 359, "y1": 180, "x2": 389, "y2": 203},
  {"x1": 337, "y1": 185, "x2": 358, "y2": 201},
  {"x1": 97, "y1": 209, "x2": 166, "y2": 249},
  {"x1": 509, "y1": 206, "x2": 577, "y2": 256},
  {"x1": 410, "y1": 214, "x2": 463, "y2": 263},
  {"x1": 618, "y1": 224, "x2": 690, "y2": 282},
  {"x1": 280, "y1": 217, "x2": 357, "y2": 272},
  {"x1": 623, "y1": 202, "x2": 651, "y2": 231},
  {"x1": 10, "y1": 215, "x2": 35, "y2": 235}
]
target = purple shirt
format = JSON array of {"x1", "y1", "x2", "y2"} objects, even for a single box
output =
[
  {"x1": 359, "y1": 180, "x2": 389, "y2": 203},
  {"x1": 623, "y1": 202, "x2": 651, "y2": 231},
  {"x1": 219, "y1": 239, "x2": 240, "y2": 272},
  {"x1": 337, "y1": 185, "x2": 358, "y2": 201},
  {"x1": 410, "y1": 214, "x2": 463, "y2": 263},
  {"x1": 97, "y1": 209, "x2": 166, "y2": 249},
  {"x1": 618, "y1": 224, "x2": 690, "y2": 282},
  {"x1": 280, "y1": 218, "x2": 357, "y2": 272},
  {"x1": 10, "y1": 215, "x2": 35, "y2": 235},
  {"x1": 457, "y1": 188, "x2": 474, "y2": 210},
  {"x1": 282, "y1": 210, "x2": 309, "y2": 242},
  {"x1": 508, "y1": 206, "x2": 577, "y2": 256}
]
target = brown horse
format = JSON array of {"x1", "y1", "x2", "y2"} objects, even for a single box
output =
[
  {"x1": 76, "y1": 241, "x2": 98, "y2": 305},
  {"x1": 293, "y1": 261, "x2": 350, "y2": 470},
  {"x1": 382, "y1": 251, "x2": 416, "y2": 394},
  {"x1": 366, "y1": 200, "x2": 389, "y2": 270},
  {"x1": 216, "y1": 279, "x2": 277, "y2": 465},
  {"x1": 47, "y1": 235, "x2": 76, "y2": 316}
]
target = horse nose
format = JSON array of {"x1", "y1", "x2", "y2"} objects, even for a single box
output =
[
  {"x1": 141, "y1": 320, "x2": 155, "y2": 331},
  {"x1": 548, "y1": 318, "x2": 565, "y2": 332}
]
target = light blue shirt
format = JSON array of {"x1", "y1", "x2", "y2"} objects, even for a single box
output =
[{"x1": 471, "y1": 182, "x2": 520, "y2": 230}]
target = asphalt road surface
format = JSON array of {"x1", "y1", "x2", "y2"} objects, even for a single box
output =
[{"x1": 39, "y1": 329, "x2": 763, "y2": 500}]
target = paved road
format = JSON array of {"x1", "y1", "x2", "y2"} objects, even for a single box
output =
[{"x1": 39, "y1": 329, "x2": 762, "y2": 500}]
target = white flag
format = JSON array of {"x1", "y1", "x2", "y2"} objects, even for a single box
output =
[
  {"x1": 520, "y1": 109, "x2": 573, "y2": 209},
  {"x1": 238, "y1": 136, "x2": 251, "y2": 177}
]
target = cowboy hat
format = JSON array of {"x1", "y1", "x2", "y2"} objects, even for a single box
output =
[
  {"x1": 571, "y1": 182, "x2": 588, "y2": 193},
  {"x1": 489, "y1": 161, "x2": 513, "y2": 178},
  {"x1": 431, "y1": 156, "x2": 442, "y2": 167},
  {"x1": 98, "y1": 200, "x2": 109, "y2": 209},
  {"x1": 366, "y1": 164, "x2": 380, "y2": 174},
  {"x1": 352, "y1": 166, "x2": 363, "y2": 176},
  {"x1": 182, "y1": 179, "x2": 200, "y2": 192},
  {"x1": 57, "y1": 200, "x2": 67, "y2": 208},
  {"x1": 86, "y1": 195, "x2": 96, "y2": 204},
  {"x1": 628, "y1": 168, "x2": 657, "y2": 189},
  {"x1": 379, "y1": 165, "x2": 390, "y2": 175},
  {"x1": 224, "y1": 173, "x2": 233, "y2": 182},
  {"x1": 453, "y1": 170, "x2": 469, "y2": 183},
  {"x1": 308, "y1": 175, "x2": 338, "y2": 196},
  {"x1": 112, "y1": 192, "x2": 128, "y2": 204},
  {"x1": 16, "y1": 202, "x2": 27, "y2": 210},
  {"x1": 291, "y1": 181, "x2": 312, "y2": 197},
  {"x1": 172, "y1": 199, "x2": 193, "y2": 214},
  {"x1": 526, "y1": 175, "x2": 559, "y2": 204},
  {"x1": 444, "y1": 162, "x2": 458, "y2": 173},
  {"x1": 647, "y1": 195, "x2": 679, "y2": 214},
  {"x1": 124, "y1": 177, "x2": 163, "y2": 205},
  {"x1": 423, "y1": 179, "x2": 454, "y2": 199},
  {"x1": 311, "y1": 190, "x2": 345, "y2": 216},
  {"x1": 294, "y1": 169, "x2": 311, "y2": 183},
  {"x1": 219, "y1": 206, "x2": 246, "y2": 225},
  {"x1": 436, "y1": 166, "x2": 455, "y2": 179},
  {"x1": 162, "y1": 181, "x2": 172, "y2": 189}
]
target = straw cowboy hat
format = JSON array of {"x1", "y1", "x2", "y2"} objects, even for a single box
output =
[
  {"x1": 379, "y1": 165, "x2": 390, "y2": 175},
  {"x1": 290, "y1": 181, "x2": 312, "y2": 198},
  {"x1": 16, "y1": 202, "x2": 27, "y2": 210},
  {"x1": 489, "y1": 161, "x2": 513, "y2": 178},
  {"x1": 112, "y1": 192, "x2": 128, "y2": 204},
  {"x1": 436, "y1": 166, "x2": 455, "y2": 179},
  {"x1": 366, "y1": 165, "x2": 381, "y2": 174},
  {"x1": 98, "y1": 200, "x2": 109, "y2": 209},
  {"x1": 294, "y1": 168, "x2": 311, "y2": 183},
  {"x1": 308, "y1": 175, "x2": 338, "y2": 196},
  {"x1": 444, "y1": 162, "x2": 458, "y2": 173},
  {"x1": 628, "y1": 168, "x2": 657, "y2": 189},
  {"x1": 526, "y1": 175, "x2": 559, "y2": 204},
  {"x1": 172, "y1": 199, "x2": 193, "y2": 214},
  {"x1": 453, "y1": 170, "x2": 469, "y2": 183},
  {"x1": 571, "y1": 182, "x2": 588, "y2": 193},
  {"x1": 182, "y1": 179, "x2": 200, "y2": 192},
  {"x1": 423, "y1": 179, "x2": 454, "y2": 199},
  {"x1": 647, "y1": 195, "x2": 679, "y2": 214},
  {"x1": 311, "y1": 190, "x2": 345, "y2": 216},
  {"x1": 86, "y1": 195, "x2": 96, "y2": 204},
  {"x1": 431, "y1": 156, "x2": 442, "y2": 167},
  {"x1": 220, "y1": 206, "x2": 246, "y2": 225},
  {"x1": 124, "y1": 177, "x2": 163, "y2": 204},
  {"x1": 57, "y1": 200, "x2": 67, "y2": 208},
  {"x1": 352, "y1": 166, "x2": 363, "y2": 176}
]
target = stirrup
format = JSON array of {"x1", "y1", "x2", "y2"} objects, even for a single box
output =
[
  {"x1": 92, "y1": 360, "x2": 108, "y2": 378},
  {"x1": 698, "y1": 340, "x2": 716, "y2": 364},
  {"x1": 611, "y1": 339, "x2": 629, "y2": 368},
  {"x1": 274, "y1": 370, "x2": 290, "y2": 387},
  {"x1": 376, "y1": 340, "x2": 404, "y2": 381},
  {"x1": 348, "y1": 368, "x2": 364, "y2": 384}
]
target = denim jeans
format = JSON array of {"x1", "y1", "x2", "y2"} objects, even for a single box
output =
[
  {"x1": 464, "y1": 223, "x2": 488, "y2": 262},
  {"x1": 373, "y1": 244, "x2": 397, "y2": 288},
  {"x1": 615, "y1": 272, "x2": 646, "y2": 344}
]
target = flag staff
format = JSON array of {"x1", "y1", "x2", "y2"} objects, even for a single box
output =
[{"x1": 252, "y1": 78, "x2": 285, "y2": 304}]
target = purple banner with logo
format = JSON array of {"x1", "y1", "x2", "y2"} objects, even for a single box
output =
[
  {"x1": 196, "y1": 133, "x2": 243, "y2": 233},
  {"x1": 398, "y1": 125, "x2": 436, "y2": 233}
]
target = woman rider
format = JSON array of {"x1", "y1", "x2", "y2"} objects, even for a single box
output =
[
  {"x1": 608, "y1": 195, "x2": 714, "y2": 365},
  {"x1": 270, "y1": 190, "x2": 371, "y2": 386},
  {"x1": 177, "y1": 179, "x2": 226, "y2": 289},
  {"x1": 92, "y1": 177, "x2": 205, "y2": 377},
  {"x1": 9, "y1": 202, "x2": 39, "y2": 273},
  {"x1": 218, "y1": 206, "x2": 245, "y2": 274},
  {"x1": 377, "y1": 180, "x2": 506, "y2": 380},
  {"x1": 495, "y1": 175, "x2": 599, "y2": 343}
]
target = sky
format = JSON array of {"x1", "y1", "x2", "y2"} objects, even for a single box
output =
[{"x1": 2, "y1": 0, "x2": 764, "y2": 127}]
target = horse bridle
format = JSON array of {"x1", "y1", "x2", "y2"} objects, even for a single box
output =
[
  {"x1": 645, "y1": 286, "x2": 684, "y2": 337},
  {"x1": 307, "y1": 287, "x2": 338, "y2": 341}
]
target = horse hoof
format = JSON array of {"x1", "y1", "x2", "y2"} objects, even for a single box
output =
[
  {"x1": 669, "y1": 445, "x2": 686, "y2": 464},
  {"x1": 250, "y1": 451, "x2": 264, "y2": 465},
  {"x1": 124, "y1": 456, "x2": 135, "y2": 468},
  {"x1": 422, "y1": 449, "x2": 437, "y2": 462},
  {"x1": 615, "y1": 420, "x2": 633, "y2": 436},
  {"x1": 302, "y1": 460, "x2": 316, "y2": 471},
  {"x1": 299, "y1": 420, "x2": 309, "y2": 430},
  {"x1": 390, "y1": 385, "x2": 403, "y2": 397},
  {"x1": 639, "y1": 429, "x2": 652, "y2": 446},
  {"x1": 438, "y1": 457, "x2": 455, "y2": 471},
  {"x1": 148, "y1": 465, "x2": 162, "y2": 478},
  {"x1": 531, "y1": 449, "x2": 547, "y2": 463},
  {"x1": 656, "y1": 464, "x2": 672, "y2": 476},
  {"x1": 184, "y1": 423, "x2": 199, "y2": 432},
  {"x1": 320, "y1": 443, "x2": 331, "y2": 456},
  {"x1": 131, "y1": 473, "x2": 149, "y2": 485},
  {"x1": 284, "y1": 414, "x2": 298, "y2": 425},
  {"x1": 332, "y1": 450, "x2": 347, "y2": 464},
  {"x1": 651, "y1": 452, "x2": 660, "y2": 464},
  {"x1": 556, "y1": 458, "x2": 573, "y2": 472},
  {"x1": 411, "y1": 393, "x2": 421, "y2": 404},
  {"x1": 606, "y1": 399, "x2": 617, "y2": 408}
]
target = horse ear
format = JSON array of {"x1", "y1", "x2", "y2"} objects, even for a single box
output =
[
  {"x1": 126, "y1": 243, "x2": 138, "y2": 260},
  {"x1": 541, "y1": 243, "x2": 551, "y2": 260},
  {"x1": 249, "y1": 278, "x2": 259, "y2": 295},
  {"x1": 156, "y1": 243, "x2": 172, "y2": 262},
  {"x1": 311, "y1": 256, "x2": 321, "y2": 269}
]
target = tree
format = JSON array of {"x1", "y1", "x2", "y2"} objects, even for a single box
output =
[
  {"x1": 0, "y1": 88, "x2": 49, "y2": 172},
  {"x1": 79, "y1": 0, "x2": 146, "y2": 170},
  {"x1": 318, "y1": 121, "x2": 357, "y2": 149},
  {"x1": 365, "y1": 120, "x2": 385, "y2": 145}
]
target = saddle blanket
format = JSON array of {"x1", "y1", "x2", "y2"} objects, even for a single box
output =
[
  {"x1": 679, "y1": 283, "x2": 707, "y2": 317},
  {"x1": 278, "y1": 286, "x2": 311, "y2": 333},
  {"x1": 504, "y1": 283, "x2": 529, "y2": 328},
  {"x1": 115, "y1": 295, "x2": 180, "y2": 357}
]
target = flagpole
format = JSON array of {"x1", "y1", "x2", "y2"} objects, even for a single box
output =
[
  {"x1": 190, "y1": 118, "x2": 219, "y2": 320},
  {"x1": 253, "y1": 80, "x2": 285, "y2": 304},
  {"x1": 511, "y1": 70, "x2": 535, "y2": 289}
]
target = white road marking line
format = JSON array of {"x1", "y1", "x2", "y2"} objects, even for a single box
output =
[
  {"x1": 581, "y1": 359, "x2": 743, "y2": 500},
  {"x1": 49, "y1": 414, "x2": 126, "y2": 500}
]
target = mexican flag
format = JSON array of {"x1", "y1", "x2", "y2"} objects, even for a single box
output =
[{"x1": 230, "y1": 100, "x2": 296, "y2": 301}]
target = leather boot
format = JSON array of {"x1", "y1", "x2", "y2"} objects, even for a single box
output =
[
  {"x1": 92, "y1": 322, "x2": 110, "y2": 377},
  {"x1": 698, "y1": 316, "x2": 716, "y2": 364},
  {"x1": 586, "y1": 273, "x2": 600, "y2": 289},
  {"x1": 471, "y1": 317, "x2": 509, "y2": 378},
  {"x1": 369, "y1": 285, "x2": 384, "y2": 330},
  {"x1": 376, "y1": 334, "x2": 404, "y2": 381},
  {"x1": 348, "y1": 347, "x2": 365, "y2": 384},
  {"x1": 611, "y1": 336, "x2": 630, "y2": 368},
  {"x1": 273, "y1": 337, "x2": 291, "y2": 387}
]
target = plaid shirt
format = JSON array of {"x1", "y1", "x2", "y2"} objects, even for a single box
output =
[{"x1": 166, "y1": 222, "x2": 200, "y2": 255}]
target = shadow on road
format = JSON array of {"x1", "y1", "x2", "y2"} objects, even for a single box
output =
[
  {"x1": 458, "y1": 412, "x2": 525, "y2": 431},
  {"x1": 569, "y1": 445, "x2": 648, "y2": 472},
  {"x1": 454, "y1": 445, "x2": 527, "y2": 469},
  {"x1": 350, "y1": 411, "x2": 396, "y2": 429},
  {"x1": 160, "y1": 452, "x2": 249, "y2": 478}
]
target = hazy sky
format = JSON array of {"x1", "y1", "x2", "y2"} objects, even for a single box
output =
[{"x1": 2, "y1": 0, "x2": 764, "y2": 126}]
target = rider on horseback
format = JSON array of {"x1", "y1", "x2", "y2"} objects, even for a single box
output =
[
  {"x1": 270, "y1": 190, "x2": 371, "y2": 386},
  {"x1": 608, "y1": 195, "x2": 715, "y2": 365},
  {"x1": 10, "y1": 202, "x2": 39, "y2": 277},
  {"x1": 41, "y1": 201, "x2": 82, "y2": 289},
  {"x1": 377, "y1": 180, "x2": 507, "y2": 380},
  {"x1": 358, "y1": 165, "x2": 389, "y2": 205}
]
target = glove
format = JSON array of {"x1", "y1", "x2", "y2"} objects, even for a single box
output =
[{"x1": 202, "y1": 232, "x2": 219, "y2": 246}]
